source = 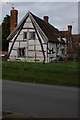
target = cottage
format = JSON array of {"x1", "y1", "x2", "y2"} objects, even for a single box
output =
[{"x1": 7, "y1": 7, "x2": 67, "y2": 63}]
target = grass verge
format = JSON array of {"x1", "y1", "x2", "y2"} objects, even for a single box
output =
[{"x1": 2, "y1": 61, "x2": 79, "y2": 87}]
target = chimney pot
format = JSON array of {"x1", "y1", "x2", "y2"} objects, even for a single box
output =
[
  {"x1": 43, "y1": 16, "x2": 49, "y2": 23},
  {"x1": 68, "y1": 25, "x2": 72, "y2": 35},
  {"x1": 12, "y1": 7, "x2": 14, "y2": 10}
]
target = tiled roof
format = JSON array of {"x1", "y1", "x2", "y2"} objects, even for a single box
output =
[
  {"x1": 72, "y1": 34, "x2": 80, "y2": 50},
  {"x1": 7, "y1": 11, "x2": 60, "y2": 43},
  {"x1": 30, "y1": 12, "x2": 59, "y2": 43},
  {"x1": 72, "y1": 34, "x2": 80, "y2": 43},
  {"x1": 59, "y1": 31, "x2": 69, "y2": 37}
]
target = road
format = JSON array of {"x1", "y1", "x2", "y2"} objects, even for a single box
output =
[{"x1": 2, "y1": 80, "x2": 78, "y2": 118}]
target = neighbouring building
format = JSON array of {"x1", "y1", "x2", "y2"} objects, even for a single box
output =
[
  {"x1": 0, "y1": 51, "x2": 8, "y2": 57},
  {"x1": 59, "y1": 26, "x2": 80, "y2": 59},
  {"x1": 7, "y1": 7, "x2": 79, "y2": 63}
]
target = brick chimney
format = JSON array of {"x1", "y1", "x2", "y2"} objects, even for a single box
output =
[
  {"x1": 43, "y1": 16, "x2": 49, "y2": 23},
  {"x1": 10, "y1": 7, "x2": 18, "y2": 33},
  {"x1": 68, "y1": 25, "x2": 72, "y2": 35}
]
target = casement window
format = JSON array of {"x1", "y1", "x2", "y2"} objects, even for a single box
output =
[
  {"x1": 23, "y1": 32, "x2": 35, "y2": 40},
  {"x1": 29, "y1": 32, "x2": 35, "y2": 40},
  {"x1": 18, "y1": 48, "x2": 25, "y2": 57},
  {"x1": 23, "y1": 32, "x2": 27, "y2": 39}
]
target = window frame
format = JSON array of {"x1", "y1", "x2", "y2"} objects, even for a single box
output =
[
  {"x1": 23, "y1": 32, "x2": 27, "y2": 40},
  {"x1": 18, "y1": 47, "x2": 25, "y2": 57},
  {"x1": 29, "y1": 32, "x2": 35, "y2": 40}
]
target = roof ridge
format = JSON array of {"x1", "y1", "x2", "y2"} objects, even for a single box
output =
[
  {"x1": 7, "y1": 11, "x2": 60, "y2": 43},
  {"x1": 30, "y1": 12, "x2": 59, "y2": 32},
  {"x1": 30, "y1": 12, "x2": 59, "y2": 42}
]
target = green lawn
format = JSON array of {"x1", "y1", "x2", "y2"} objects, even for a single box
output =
[{"x1": 2, "y1": 61, "x2": 79, "y2": 87}]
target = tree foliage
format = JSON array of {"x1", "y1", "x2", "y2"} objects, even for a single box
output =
[{"x1": 2, "y1": 15, "x2": 10, "y2": 51}]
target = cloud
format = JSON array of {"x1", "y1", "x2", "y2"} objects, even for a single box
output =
[
  {"x1": 0, "y1": 0, "x2": 79, "y2": 2},
  {"x1": 1, "y1": 2, "x2": 78, "y2": 34}
]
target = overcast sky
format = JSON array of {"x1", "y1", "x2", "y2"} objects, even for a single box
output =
[{"x1": 0, "y1": 1, "x2": 79, "y2": 34}]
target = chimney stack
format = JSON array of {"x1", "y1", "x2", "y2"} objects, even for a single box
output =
[
  {"x1": 43, "y1": 16, "x2": 49, "y2": 23},
  {"x1": 68, "y1": 25, "x2": 72, "y2": 35},
  {"x1": 10, "y1": 7, "x2": 18, "y2": 33}
]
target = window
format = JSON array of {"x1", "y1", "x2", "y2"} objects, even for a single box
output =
[
  {"x1": 29, "y1": 32, "x2": 35, "y2": 40},
  {"x1": 18, "y1": 48, "x2": 25, "y2": 57},
  {"x1": 23, "y1": 32, "x2": 27, "y2": 39}
]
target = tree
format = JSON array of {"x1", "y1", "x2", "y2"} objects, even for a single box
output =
[{"x1": 2, "y1": 15, "x2": 10, "y2": 51}]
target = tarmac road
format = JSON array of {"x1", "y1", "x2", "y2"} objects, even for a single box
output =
[{"x1": 2, "y1": 80, "x2": 78, "y2": 118}]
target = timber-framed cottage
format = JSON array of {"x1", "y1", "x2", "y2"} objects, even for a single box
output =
[{"x1": 7, "y1": 7, "x2": 67, "y2": 63}]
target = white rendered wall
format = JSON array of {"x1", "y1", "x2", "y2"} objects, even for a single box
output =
[
  {"x1": 9, "y1": 16, "x2": 45, "y2": 62},
  {"x1": 48, "y1": 42, "x2": 57, "y2": 62}
]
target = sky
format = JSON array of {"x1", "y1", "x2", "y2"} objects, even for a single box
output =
[{"x1": 0, "y1": 1, "x2": 79, "y2": 34}]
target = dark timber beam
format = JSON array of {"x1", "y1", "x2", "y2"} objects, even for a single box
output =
[
  {"x1": 30, "y1": 18, "x2": 46, "y2": 62},
  {"x1": 8, "y1": 19, "x2": 27, "y2": 58}
]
